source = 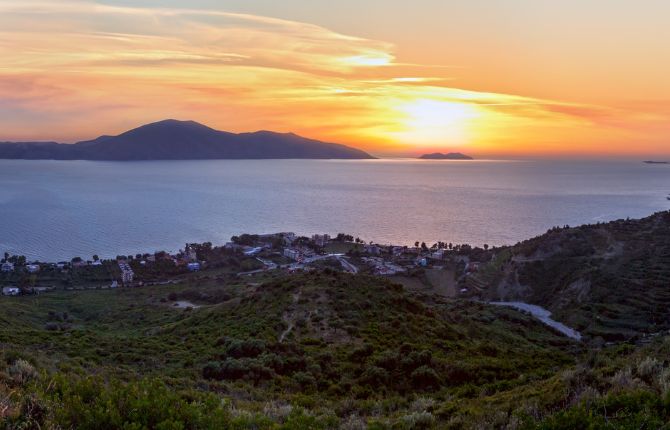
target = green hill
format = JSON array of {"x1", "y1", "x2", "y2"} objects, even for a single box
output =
[{"x1": 468, "y1": 211, "x2": 670, "y2": 342}]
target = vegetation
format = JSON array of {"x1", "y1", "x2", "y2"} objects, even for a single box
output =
[{"x1": 2, "y1": 212, "x2": 670, "y2": 428}]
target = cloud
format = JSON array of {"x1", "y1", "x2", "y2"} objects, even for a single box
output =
[{"x1": 0, "y1": 0, "x2": 666, "y2": 155}]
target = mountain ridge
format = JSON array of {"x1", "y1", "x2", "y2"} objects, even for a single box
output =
[{"x1": 0, "y1": 119, "x2": 375, "y2": 160}]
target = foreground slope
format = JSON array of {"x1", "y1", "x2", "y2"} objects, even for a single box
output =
[
  {"x1": 1, "y1": 271, "x2": 576, "y2": 428},
  {"x1": 0, "y1": 119, "x2": 374, "y2": 160}
]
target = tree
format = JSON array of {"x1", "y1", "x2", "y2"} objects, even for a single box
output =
[
  {"x1": 92, "y1": 254, "x2": 99, "y2": 261},
  {"x1": 483, "y1": 244, "x2": 489, "y2": 251},
  {"x1": 414, "y1": 241, "x2": 420, "y2": 248}
]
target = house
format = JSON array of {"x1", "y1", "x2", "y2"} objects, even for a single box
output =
[
  {"x1": 91, "y1": 260, "x2": 103, "y2": 266},
  {"x1": 2, "y1": 286, "x2": 20, "y2": 296},
  {"x1": 56, "y1": 262, "x2": 68, "y2": 270},
  {"x1": 187, "y1": 262, "x2": 201, "y2": 272},
  {"x1": 416, "y1": 257, "x2": 428, "y2": 267},
  {"x1": 1, "y1": 261, "x2": 14, "y2": 272},
  {"x1": 431, "y1": 249, "x2": 445, "y2": 259},
  {"x1": 311, "y1": 234, "x2": 331, "y2": 247},
  {"x1": 121, "y1": 270, "x2": 134, "y2": 284},
  {"x1": 282, "y1": 232, "x2": 297, "y2": 246},
  {"x1": 364, "y1": 245, "x2": 381, "y2": 255},
  {"x1": 182, "y1": 245, "x2": 198, "y2": 262},
  {"x1": 26, "y1": 264, "x2": 40, "y2": 273},
  {"x1": 283, "y1": 248, "x2": 301, "y2": 261}
]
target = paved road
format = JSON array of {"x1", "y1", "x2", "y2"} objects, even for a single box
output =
[{"x1": 490, "y1": 301, "x2": 582, "y2": 340}]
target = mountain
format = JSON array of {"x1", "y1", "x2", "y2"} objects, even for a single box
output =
[
  {"x1": 419, "y1": 152, "x2": 473, "y2": 160},
  {"x1": 464, "y1": 211, "x2": 670, "y2": 341},
  {"x1": 0, "y1": 119, "x2": 374, "y2": 160}
]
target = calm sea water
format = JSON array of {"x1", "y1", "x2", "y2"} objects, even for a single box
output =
[{"x1": 0, "y1": 159, "x2": 668, "y2": 261}]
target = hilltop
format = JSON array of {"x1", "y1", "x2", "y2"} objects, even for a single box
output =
[{"x1": 0, "y1": 119, "x2": 374, "y2": 160}]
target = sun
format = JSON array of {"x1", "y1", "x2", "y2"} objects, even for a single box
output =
[{"x1": 391, "y1": 99, "x2": 480, "y2": 147}]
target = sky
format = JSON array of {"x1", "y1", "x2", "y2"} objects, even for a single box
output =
[{"x1": 0, "y1": 0, "x2": 668, "y2": 157}]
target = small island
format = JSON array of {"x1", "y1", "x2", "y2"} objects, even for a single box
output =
[
  {"x1": 643, "y1": 160, "x2": 669, "y2": 164},
  {"x1": 419, "y1": 152, "x2": 473, "y2": 160}
]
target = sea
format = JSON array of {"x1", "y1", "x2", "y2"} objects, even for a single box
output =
[{"x1": 0, "y1": 159, "x2": 668, "y2": 261}]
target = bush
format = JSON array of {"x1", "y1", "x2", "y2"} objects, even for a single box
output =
[{"x1": 8, "y1": 375, "x2": 231, "y2": 429}]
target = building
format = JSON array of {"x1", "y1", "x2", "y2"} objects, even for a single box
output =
[
  {"x1": 2, "y1": 286, "x2": 20, "y2": 296},
  {"x1": 283, "y1": 248, "x2": 301, "y2": 261},
  {"x1": 416, "y1": 257, "x2": 428, "y2": 267},
  {"x1": 184, "y1": 245, "x2": 198, "y2": 262},
  {"x1": 312, "y1": 234, "x2": 331, "y2": 247},
  {"x1": 26, "y1": 264, "x2": 40, "y2": 273},
  {"x1": 364, "y1": 245, "x2": 381, "y2": 255},
  {"x1": 282, "y1": 232, "x2": 297, "y2": 246},
  {"x1": 1, "y1": 262, "x2": 14, "y2": 272},
  {"x1": 187, "y1": 262, "x2": 201, "y2": 272},
  {"x1": 118, "y1": 260, "x2": 134, "y2": 285},
  {"x1": 91, "y1": 260, "x2": 103, "y2": 266},
  {"x1": 431, "y1": 249, "x2": 445, "y2": 259}
]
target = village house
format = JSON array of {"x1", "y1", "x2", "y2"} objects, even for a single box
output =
[
  {"x1": 364, "y1": 244, "x2": 381, "y2": 255},
  {"x1": 311, "y1": 234, "x2": 331, "y2": 247},
  {"x1": 187, "y1": 262, "x2": 201, "y2": 272},
  {"x1": 282, "y1": 232, "x2": 297, "y2": 246},
  {"x1": 2, "y1": 286, "x2": 20, "y2": 296},
  {"x1": 283, "y1": 248, "x2": 301, "y2": 261},
  {"x1": 1, "y1": 261, "x2": 14, "y2": 272},
  {"x1": 26, "y1": 264, "x2": 40, "y2": 273}
]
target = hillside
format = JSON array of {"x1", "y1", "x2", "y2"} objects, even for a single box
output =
[
  {"x1": 466, "y1": 211, "x2": 670, "y2": 342},
  {"x1": 4, "y1": 214, "x2": 670, "y2": 428},
  {"x1": 0, "y1": 120, "x2": 374, "y2": 160},
  {"x1": 1, "y1": 270, "x2": 579, "y2": 428}
]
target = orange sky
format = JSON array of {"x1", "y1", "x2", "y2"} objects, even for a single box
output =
[{"x1": 0, "y1": 0, "x2": 668, "y2": 157}]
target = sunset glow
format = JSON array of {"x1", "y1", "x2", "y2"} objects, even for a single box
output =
[{"x1": 0, "y1": 0, "x2": 668, "y2": 157}]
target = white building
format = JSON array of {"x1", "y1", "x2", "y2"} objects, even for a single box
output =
[
  {"x1": 1, "y1": 262, "x2": 14, "y2": 272},
  {"x1": 187, "y1": 262, "x2": 201, "y2": 272},
  {"x1": 283, "y1": 248, "x2": 301, "y2": 261},
  {"x1": 2, "y1": 287, "x2": 20, "y2": 296},
  {"x1": 26, "y1": 264, "x2": 40, "y2": 273}
]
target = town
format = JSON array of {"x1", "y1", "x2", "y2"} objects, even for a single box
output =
[{"x1": 1, "y1": 232, "x2": 495, "y2": 299}]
